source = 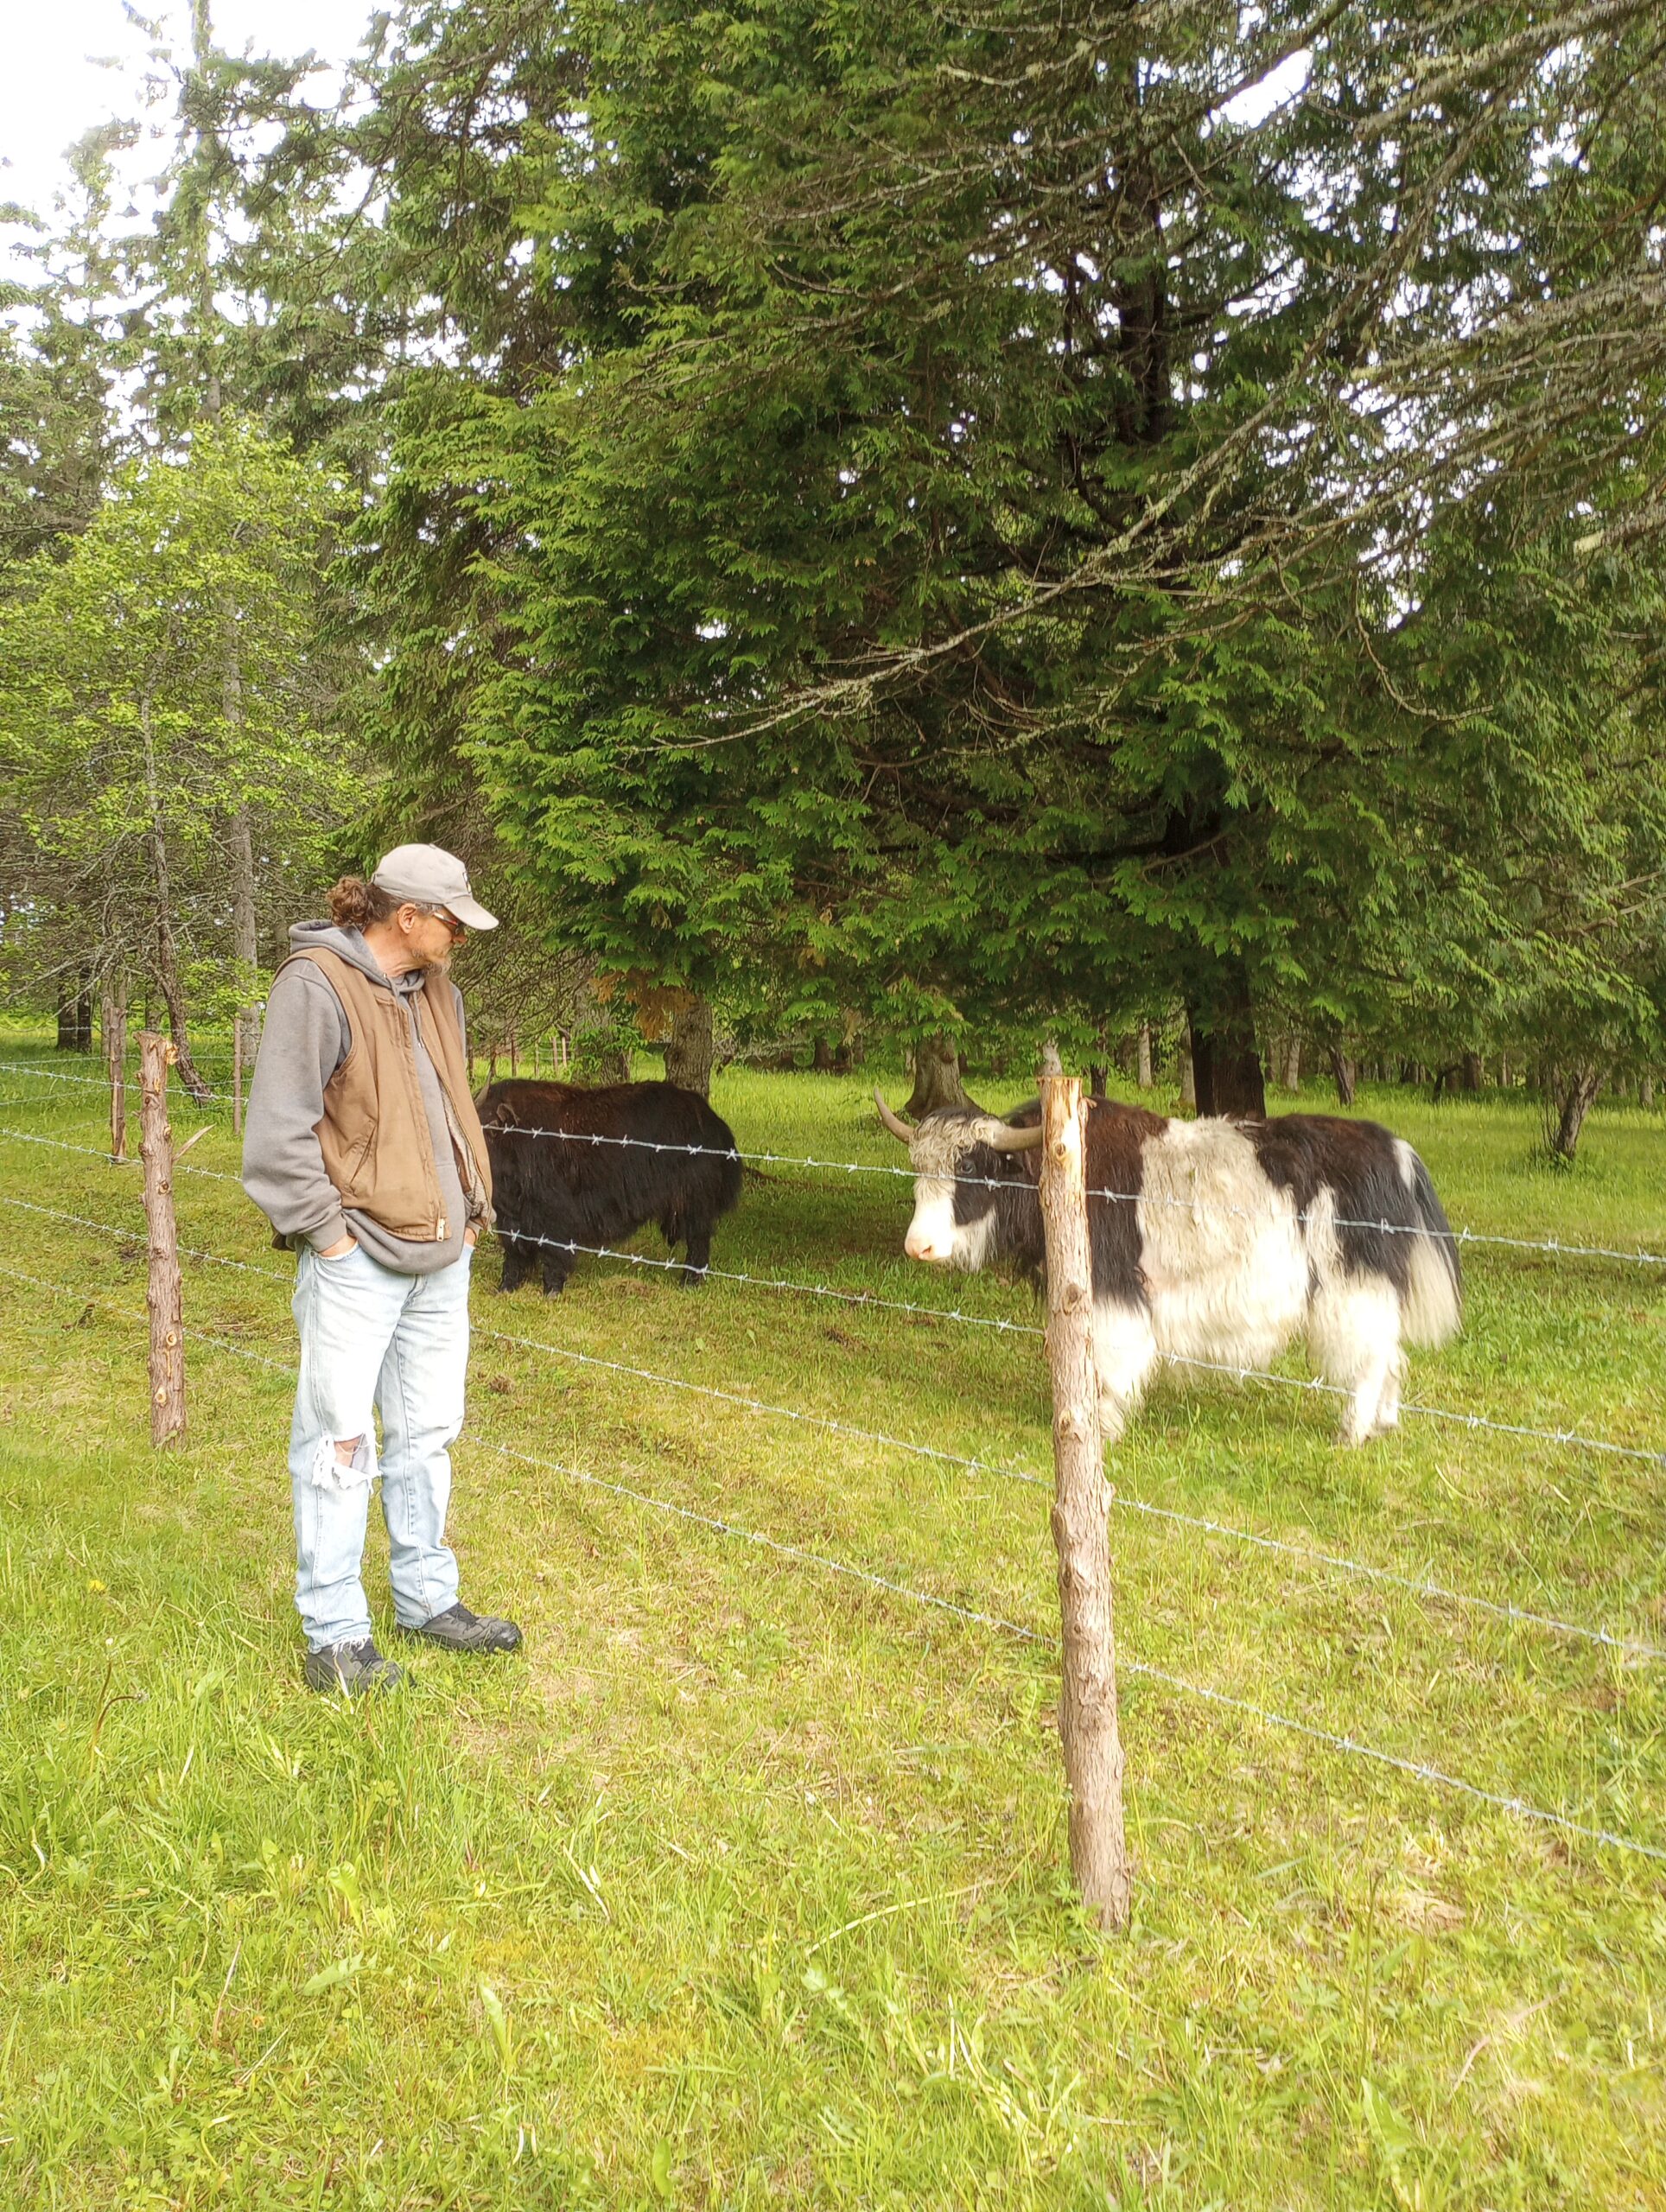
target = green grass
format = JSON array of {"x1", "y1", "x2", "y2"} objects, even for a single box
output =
[{"x1": 0, "y1": 1045, "x2": 1663, "y2": 2209}]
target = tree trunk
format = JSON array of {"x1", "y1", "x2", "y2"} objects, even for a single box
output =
[
  {"x1": 664, "y1": 997, "x2": 715, "y2": 1097},
  {"x1": 141, "y1": 694, "x2": 212, "y2": 1103},
  {"x1": 229, "y1": 802, "x2": 259, "y2": 1081},
  {"x1": 597, "y1": 1047, "x2": 632, "y2": 1083},
  {"x1": 1088, "y1": 1062, "x2": 1108, "y2": 1098},
  {"x1": 1497, "y1": 1052, "x2": 1511, "y2": 1090},
  {"x1": 904, "y1": 1033, "x2": 974, "y2": 1117},
  {"x1": 1178, "y1": 1020, "x2": 1197, "y2": 1110},
  {"x1": 57, "y1": 971, "x2": 94, "y2": 1052},
  {"x1": 1461, "y1": 1051, "x2": 1483, "y2": 1092},
  {"x1": 1542, "y1": 1063, "x2": 1603, "y2": 1161},
  {"x1": 1187, "y1": 976, "x2": 1265, "y2": 1118},
  {"x1": 102, "y1": 981, "x2": 127, "y2": 1163},
  {"x1": 1328, "y1": 1047, "x2": 1358, "y2": 1108},
  {"x1": 1642, "y1": 1075, "x2": 1656, "y2": 1109},
  {"x1": 1137, "y1": 1021, "x2": 1154, "y2": 1090},
  {"x1": 811, "y1": 1036, "x2": 836, "y2": 1072}
]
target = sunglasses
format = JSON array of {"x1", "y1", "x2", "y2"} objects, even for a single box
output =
[{"x1": 424, "y1": 906, "x2": 467, "y2": 942}]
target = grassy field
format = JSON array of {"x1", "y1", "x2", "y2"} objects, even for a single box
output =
[{"x1": 0, "y1": 1037, "x2": 1663, "y2": 2209}]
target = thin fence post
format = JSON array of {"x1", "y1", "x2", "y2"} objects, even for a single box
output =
[
  {"x1": 232, "y1": 1018, "x2": 244, "y2": 1140},
  {"x1": 1037, "y1": 1044, "x2": 1131, "y2": 1930},
  {"x1": 138, "y1": 1030, "x2": 187, "y2": 1447},
  {"x1": 103, "y1": 983, "x2": 127, "y2": 1164}
]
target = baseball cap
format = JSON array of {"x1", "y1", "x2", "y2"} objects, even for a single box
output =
[{"x1": 371, "y1": 844, "x2": 499, "y2": 931}]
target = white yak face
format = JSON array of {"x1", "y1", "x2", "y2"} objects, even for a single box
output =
[{"x1": 901, "y1": 1121, "x2": 1002, "y2": 1268}]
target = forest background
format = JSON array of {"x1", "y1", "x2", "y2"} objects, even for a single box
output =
[{"x1": 3, "y1": 0, "x2": 1665, "y2": 1149}]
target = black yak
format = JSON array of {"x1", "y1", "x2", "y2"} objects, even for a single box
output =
[
  {"x1": 478, "y1": 1079, "x2": 743, "y2": 1293},
  {"x1": 875, "y1": 1090, "x2": 1461, "y2": 1445}
]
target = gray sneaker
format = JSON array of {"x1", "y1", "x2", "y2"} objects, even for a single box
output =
[
  {"x1": 404, "y1": 1602, "x2": 523, "y2": 1654},
  {"x1": 302, "y1": 1638, "x2": 406, "y2": 1694}
]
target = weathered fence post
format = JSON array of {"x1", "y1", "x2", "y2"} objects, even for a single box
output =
[
  {"x1": 232, "y1": 1018, "x2": 244, "y2": 1141},
  {"x1": 1038, "y1": 1044, "x2": 1131, "y2": 1930},
  {"x1": 138, "y1": 1031, "x2": 186, "y2": 1446},
  {"x1": 102, "y1": 983, "x2": 127, "y2": 1164}
]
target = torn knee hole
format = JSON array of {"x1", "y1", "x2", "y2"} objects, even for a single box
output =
[{"x1": 309, "y1": 1431, "x2": 376, "y2": 1491}]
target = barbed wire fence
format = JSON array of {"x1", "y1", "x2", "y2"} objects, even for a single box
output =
[{"x1": 0, "y1": 1044, "x2": 1663, "y2": 1909}]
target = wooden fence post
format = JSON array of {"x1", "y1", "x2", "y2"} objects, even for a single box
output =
[
  {"x1": 1038, "y1": 1045, "x2": 1131, "y2": 1930},
  {"x1": 232, "y1": 1018, "x2": 244, "y2": 1140},
  {"x1": 102, "y1": 983, "x2": 127, "y2": 1164},
  {"x1": 138, "y1": 1031, "x2": 187, "y2": 1446}
]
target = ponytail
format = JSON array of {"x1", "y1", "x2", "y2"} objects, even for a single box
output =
[{"x1": 327, "y1": 875, "x2": 402, "y2": 931}]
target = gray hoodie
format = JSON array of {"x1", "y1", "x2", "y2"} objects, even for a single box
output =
[{"x1": 241, "y1": 921, "x2": 487, "y2": 1276}]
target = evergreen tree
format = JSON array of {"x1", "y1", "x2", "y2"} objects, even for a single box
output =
[{"x1": 345, "y1": 0, "x2": 1666, "y2": 1103}]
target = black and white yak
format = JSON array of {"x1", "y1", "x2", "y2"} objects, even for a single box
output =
[
  {"x1": 478, "y1": 1079, "x2": 743, "y2": 1293},
  {"x1": 875, "y1": 1090, "x2": 1462, "y2": 1445}
]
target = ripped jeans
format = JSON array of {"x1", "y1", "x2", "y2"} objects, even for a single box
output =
[{"x1": 289, "y1": 1240, "x2": 473, "y2": 1650}]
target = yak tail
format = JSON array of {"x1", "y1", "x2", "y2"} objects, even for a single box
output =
[{"x1": 1400, "y1": 1150, "x2": 1463, "y2": 1348}]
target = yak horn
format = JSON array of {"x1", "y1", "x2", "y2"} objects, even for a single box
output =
[
  {"x1": 986, "y1": 1120, "x2": 1045, "y2": 1154},
  {"x1": 874, "y1": 1089, "x2": 915, "y2": 1143}
]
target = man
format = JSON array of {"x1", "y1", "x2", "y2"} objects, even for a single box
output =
[{"x1": 243, "y1": 843, "x2": 522, "y2": 1693}]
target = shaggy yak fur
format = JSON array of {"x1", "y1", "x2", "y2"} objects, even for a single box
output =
[
  {"x1": 881, "y1": 1096, "x2": 1462, "y2": 1446},
  {"x1": 478, "y1": 1078, "x2": 743, "y2": 1294}
]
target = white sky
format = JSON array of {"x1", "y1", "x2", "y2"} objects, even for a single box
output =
[
  {"x1": 1, "y1": 0, "x2": 373, "y2": 283},
  {"x1": 0, "y1": 4, "x2": 1311, "y2": 303}
]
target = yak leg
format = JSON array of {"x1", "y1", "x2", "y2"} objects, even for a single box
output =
[
  {"x1": 1307, "y1": 1279, "x2": 1402, "y2": 1444},
  {"x1": 539, "y1": 1246, "x2": 574, "y2": 1296},
  {"x1": 680, "y1": 1224, "x2": 713, "y2": 1286},
  {"x1": 499, "y1": 1238, "x2": 534, "y2": 1294},
  {"x1": 1371, "y1": 1361, "x2": 1403, "y2": 1436},
  {"x1": 1091, "y1": 1300, "x2": 1159, "y2": 1445}
]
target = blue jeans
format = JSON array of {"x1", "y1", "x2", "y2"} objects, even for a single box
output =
[{"x1": 288, "y1": 1241, "x2": 472, "y2": 1649}]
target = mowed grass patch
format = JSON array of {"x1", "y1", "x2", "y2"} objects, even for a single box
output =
[{"x1": 0, "y1": 1049, "x2": 1663, "y2": 2208}]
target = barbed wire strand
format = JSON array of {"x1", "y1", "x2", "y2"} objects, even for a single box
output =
[
  {"x1": 480, "y1": 1313, "x2": 1666, "y2": 1487},
  {"x1": 0, "y1": 1062, "x2": 232, "y2": 1102},
  {"x1": 4, "y1": 1188, "x2": 1662, "y2": 1660},
  {"x1": 3, "y1": 1064, "x2": 1663, "y2": 1264},
  {"x1": 0, "y1": 1124, "x2": 240, "y2": 1182},
  {"x1": 0, "y1": 1255, "x2": 1660, "y2": 1868},
  {"x1": 505, "y1": 1227, "x2": 1046, "y2": 1336},
  {"x1": 487, "y1": 1218, "x2": 1666, "y2": 1465},
  {"x1": 472, "y1": 1114, "x2": 1666, "y2": 1267}
]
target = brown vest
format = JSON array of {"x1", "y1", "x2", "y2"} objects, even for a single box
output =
[{"x1": 279, "y1": 945, "x2": 493, "y2": 1242}]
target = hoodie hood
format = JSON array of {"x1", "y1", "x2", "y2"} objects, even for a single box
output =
[{"x1": 287, "y1": 919, "x2": 426, "y2": 995}]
